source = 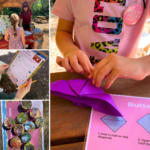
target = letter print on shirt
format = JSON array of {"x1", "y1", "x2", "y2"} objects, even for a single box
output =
[
  {"x1": 91, "y1": 39, "x2": 120, "y2": 53},
  {"x1": 94, "y1": 0, "x2": 126, "y2": 13},
  {"x1": 92, "y1": 15, "x2": 123, "y2": 34},
  {"x1": 91, "y1": 0, "x2": 126, "y2": 56}
]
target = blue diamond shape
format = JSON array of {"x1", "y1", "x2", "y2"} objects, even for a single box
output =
[
  {"x1": 101, "y1": 115, "x2": 127, "y2": 132},
  {"x1": 137, "y1": 114, "x2": 150, "y2": 134}
]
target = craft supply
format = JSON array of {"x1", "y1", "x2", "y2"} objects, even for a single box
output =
[
  {"x1": 35, "y1": 117, "x2": 45, "y2": 128},
  {"x1": 30, "y1": 23, "x2": 35, "y2": 32},
  {"x1": 24, "y1": 143, "x2": 35, "y2": 150},
  {"x1": 16, "y1": 80, "x2": 37, "y2": 90},
  {"x1": 21, "y1": 101, "x2": 32, "y2": 112},
  {"x1": 14, "y1": 124, "x2": 25, "y2": 136},
  {"x1": 3, "y1": 118, "x2": 15, "y2": 129},
  {"x1": 10, "y1": 137, "x2": 21, "y2": 148},
  {"x1": 25, "y1": 121, "x2": 35, "y2": 132},
  {"x1": 30, "y1": 107, "x2": 41, "y2": 119},
  {"x1": 17, "y1": 112, "x2": 28, "y2": 124},
  {"x1": 123, "y1": 4, "x2": 143, "y2": 25},
  {"x1": 51, "y1": 79, "x2": 122, "y2": 116},
  {"x1": 21, "y1": 132, "x2": 31, "y2": 143}
]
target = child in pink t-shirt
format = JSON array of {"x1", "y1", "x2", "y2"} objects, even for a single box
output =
[{"x1": 52, "y1": 0, "x2": 150, "y2": 87}]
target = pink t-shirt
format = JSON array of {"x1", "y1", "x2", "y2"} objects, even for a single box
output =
[{"x1": 52, "y1": 0, "x2": 150, "y2": 64}]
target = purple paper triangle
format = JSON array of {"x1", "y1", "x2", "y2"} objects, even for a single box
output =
[
  {"x1": 80, "y1": 80, "x2": 104, "y2": 95},
  {"x1": 67, "y1": 79, "x2": 88, "y2": 95},
  {"x1": 51, "y1": 80, "x2": 76, "y2": 96}
]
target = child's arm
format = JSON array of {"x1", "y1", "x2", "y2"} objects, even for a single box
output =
[
  {"x1": 33, "y1": 41, "x2": 39, "y2": 49},
  {"x1": 90, "y1": 53, "x2": 150, "y2": 89},
  {"x1": 20, "y1": 19, "x2": 23, "y2": 27},
  {"x1": 56, "y1": 18, "x2": 93, "y2": 76},
  {"x1": 20, "y1": 28, "x2": 25, "y2": 48},
  {"x1": 4, "y1": 28, "x2": 9, "y2": 42}
]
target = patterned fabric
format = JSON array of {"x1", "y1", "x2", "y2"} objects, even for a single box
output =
[
  {"x1": 8, "y1": 27, "x2": 24, "y2": 49},
  {"x1": 52, "y1": 0, "x2": 150, "y2": 60}
]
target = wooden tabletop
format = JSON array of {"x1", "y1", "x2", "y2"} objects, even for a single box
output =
[{"x1": 51, "y1": 72, "x2": 150, "y2": 149}]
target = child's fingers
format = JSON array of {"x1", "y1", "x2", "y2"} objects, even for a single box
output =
[
  {"x1": 78, "y1": 55, "x2": 91, "y2": 75},
  {"x1": 69, "y1": 55, "x2": 84, "y2": 74},
  {"x1": 61, "y1": 57, "x2": 74, "y2": 72},
  {"x1": 105, "y1": 71, "x2": 118, "y2": 89},
  {"x1": 92, "y1": 58, "x2": 109, "y2": 84},
  {"x1": 56, "y1": 56, "x2": 63, "y2": 67},
  {"x1": 26, "y1": 78, "x2": 32, "y2": 90},
  {"x1": 95, "y1": 64, "x2": 112, "y2": 88},
  {"x1": 2, "y1": 64, "x2": 9, "y2": 70}
]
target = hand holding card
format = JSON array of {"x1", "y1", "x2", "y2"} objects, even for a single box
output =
[{"x1": 0, "y1": 64, "x2": 9, "y2": 74}]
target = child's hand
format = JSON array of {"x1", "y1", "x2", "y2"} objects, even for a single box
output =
[
  {"x1": 56, "y1": 49, "x2": 94, "y2": 76},
  {"x1": 89, "y1": 53, "x2": 146, "y2": 89},
  {"x1": 15, "y1": 78, "x2": 32, "y2": 99},
  {"x1": 0, "y1": 64, "x2": 9, "y2": 74}
]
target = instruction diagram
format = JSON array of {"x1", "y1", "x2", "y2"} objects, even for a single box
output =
[
  {"x1": 101, "y1": 115, "x2": 127, "y2": 132},
  {"x1": 137, "y1": 114, "x2": 150, "y2": 134}
]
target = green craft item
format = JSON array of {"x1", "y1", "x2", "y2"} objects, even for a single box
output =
[
  {"x1": 17, "y1": 113, "x2": 28, "y2": 124},
  {"x1": 24, "y1": 143, "x2": 35, "y2": 150},
  {"x1": 21, "y1": 132, "x2": 31, "y2": 143}
]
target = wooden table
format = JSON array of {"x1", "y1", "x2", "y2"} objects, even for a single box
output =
[{"x1": 51, "y1": 72, "x2": 150, "y2": 150}]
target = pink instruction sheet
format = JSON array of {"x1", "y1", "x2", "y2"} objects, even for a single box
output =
[
  {"x1": 85, "y1": 95, "x2": 150, "y2": 150},
  {"x1": 1, "y1": 101, "x2": 44, "y2": 150}
]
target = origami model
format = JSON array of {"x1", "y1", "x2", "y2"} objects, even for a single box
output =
[{"x1": 51, "y1": 79, "x2": 122, "y2": 116}]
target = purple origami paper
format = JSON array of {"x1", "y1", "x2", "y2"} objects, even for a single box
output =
[{"x1": 51, "y1": 79, "x2": 122, "y2": 116}]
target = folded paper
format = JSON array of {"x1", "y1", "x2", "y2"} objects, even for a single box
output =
[{"x1": 51, "y1": 79, "x2": 122, "y2": 116}]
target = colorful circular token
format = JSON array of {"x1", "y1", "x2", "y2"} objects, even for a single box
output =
[
  {"x1": 21, "y1": 132, "x2": 31, "y2": 143},
  {"x1": 30, "y1": 107, "x2": 41, "y2": 119},
  {"x1": 4, "y1": 118, "x2": 15, "y2": 129},
  {"x1": 21, "y1": 101, "x2": 32, "y2": 112},
  {"x1": 123, "y1": 3, "x2": 143, "y2": 25},
  {"x1": 17, "y1": 113, "x2": 28, "y2": 124},
  {"x1": 35, "y1": 117, "x2": 45, "y2": 128},
  {"x1": 25, "y1": 121, "x2": 35, "y2": 132},
  {"x1": 14, "y1": 124, "x2": 25, "y2": 136},
  {"x1": 24, "y1": 143, "x2": 35, "y2": 150},
  {"x1": 10, "y1": 137, "x2": 21, "y2": 148}
]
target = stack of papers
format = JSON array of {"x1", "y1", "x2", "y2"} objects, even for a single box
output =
[{"x1": 24, "y1": 31, "x2": 32, "y2": 36}]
